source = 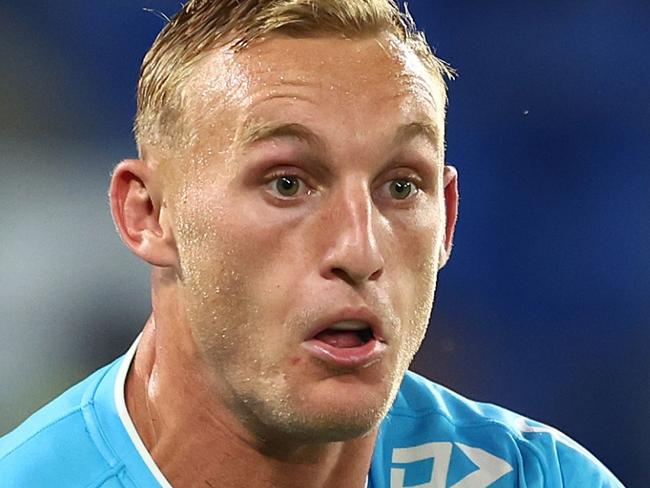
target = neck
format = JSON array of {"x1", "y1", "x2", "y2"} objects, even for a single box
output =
[{"x1": 125, "y1": 282, "x2": 375, "y2": 488}]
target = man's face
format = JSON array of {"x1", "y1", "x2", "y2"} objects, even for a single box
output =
[{"x1": 163, "y1": 34, "x2": 451, "y2": 442}]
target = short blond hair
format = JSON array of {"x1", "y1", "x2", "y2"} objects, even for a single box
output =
[{"x1": 135, "y1": 0, "x2": 454, "y2": 152}]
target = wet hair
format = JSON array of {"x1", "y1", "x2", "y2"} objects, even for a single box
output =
[{"x1": 134, "y1": 0, "x2": 455, "y2": 152}]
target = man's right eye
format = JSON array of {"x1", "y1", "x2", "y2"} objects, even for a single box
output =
[{"x1": 266, "y1": 175, "x2": 310, "y2": 199}]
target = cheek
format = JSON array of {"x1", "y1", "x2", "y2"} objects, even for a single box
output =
[
  {"x1": 388, "y1": 200, "x2": 443, "y2": 295},
  {"x1": 174, "y1": 192, "x2": 300, "y2": 357},
  {"x1": 173, "y1": 197, "x2": 255, "y2": 351},
  {"x1": 386, "y1": 203, "x2": 443, "y2": 351},
  {"x1": 173, "y1": 177, "x2": 263, "y2": 298},
  {"x1": 179, "y1": 233, "x2": 253, "y2": 361}
]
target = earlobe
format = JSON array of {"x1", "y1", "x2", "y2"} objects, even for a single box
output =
[
  {"x1": 438, "y1": 165, "x2": 459, "y2": 269},
  {"x1": 109, "y1": 159, "x2": 178, "y2": 267}
]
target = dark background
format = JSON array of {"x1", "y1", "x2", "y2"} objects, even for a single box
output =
[{"x1": 1, "y1": 2, "x2": 647, "y2": 485}]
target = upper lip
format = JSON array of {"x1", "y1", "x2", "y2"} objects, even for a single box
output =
[{"x1": 305, "y1": 307, "x2": 387, "y2": 343}]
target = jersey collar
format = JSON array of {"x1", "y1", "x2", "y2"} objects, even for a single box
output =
[{"x1": 97, "y1": 334, "x2": 369, "y2": 488}]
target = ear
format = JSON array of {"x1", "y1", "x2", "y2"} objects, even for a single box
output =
[
  {"x1": 438, "y1": 164, "x2": 459, "y2": 269},
  {"x1": 109, "y1": 159, "x2": 177, "y2": 267}
]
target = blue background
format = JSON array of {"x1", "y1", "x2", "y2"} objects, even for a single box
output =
[{"x1": 1, "y1": 2, "x2": 647, "y2": 485}]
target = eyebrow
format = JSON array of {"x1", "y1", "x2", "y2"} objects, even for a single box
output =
[
  {"x1": 236, "y1": 119, "x2": 326, "y2": 152},
  {"x1": 392, "y1": 120, "x2": 441, "y2": 150},
  {"x1": 236, "y1": 118, "x2": 440, "y2": 152}
]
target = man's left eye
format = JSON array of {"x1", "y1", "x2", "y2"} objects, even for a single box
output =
[{"x1": 386, "y1": 179, "x2": 418, "y2": 200}]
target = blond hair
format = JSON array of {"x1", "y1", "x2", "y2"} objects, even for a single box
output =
[{"x1": 135, "y1": 0, "x2": 454, "y2": 152}]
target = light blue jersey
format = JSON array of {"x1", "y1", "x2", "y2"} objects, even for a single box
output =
[{"x1": 0, "y1": 337, "x2": 623, "y2": 487}]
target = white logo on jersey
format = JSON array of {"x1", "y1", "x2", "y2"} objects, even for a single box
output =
[{"x1": 390, "y1": 442, "x2": 513, "y2": 488}]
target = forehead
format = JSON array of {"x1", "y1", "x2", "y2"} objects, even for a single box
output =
[{"x1": 183, "y1": 33, "x2": 445, "y2": 152}]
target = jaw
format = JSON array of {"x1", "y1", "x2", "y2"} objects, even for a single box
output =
[{"x1": 220, "y1": 348, "x2": 406, "y2": 448}]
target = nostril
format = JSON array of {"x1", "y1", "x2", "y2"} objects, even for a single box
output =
[
  {"x1": 328, "y1": 266, "x2": 383, "y2": 285},
  {"x1": 330, "y1": 267, "x2": 356, "y2": 286},
  {"x1": 368, "y1": 268, "x2": 383, "y2": 281}
]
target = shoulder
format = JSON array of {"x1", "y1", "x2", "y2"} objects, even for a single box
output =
[
  {"x1": 371, "y1": 371, "x2": 623, "y2": 487},
  {"x1": 0, "y1": 361, "x2": 125, "y2": 487}
]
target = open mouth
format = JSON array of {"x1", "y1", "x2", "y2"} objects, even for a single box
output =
[
  {"x1": 313, "y1": 327, "x2": 374, "y2": 348},
  {"x1": 303, "y1": 319, "x2": 386, "y2": 367}
]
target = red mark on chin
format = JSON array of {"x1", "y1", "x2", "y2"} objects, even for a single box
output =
[{"x1": 290, "y1": 356, "x2": 301, "y2": 366}]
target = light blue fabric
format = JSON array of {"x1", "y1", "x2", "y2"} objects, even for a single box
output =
[
  {"x1": 368, "y1": 372, "x2": 623, "y2": 487},
  {"x1": 0, "y1": 354, "x2": 623, "y2": 487},
  {"x1": 0, "y1": 357, "x2": 159, "y2": 487}
]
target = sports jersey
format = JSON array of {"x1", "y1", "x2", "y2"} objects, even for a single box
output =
[{"x1": 0, "y1": 336, "x2": 623, "y2": 487}]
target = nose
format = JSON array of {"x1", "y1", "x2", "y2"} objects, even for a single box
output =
[{"x1": 319, "y1": 184, "x2": 385, "y2": 286}]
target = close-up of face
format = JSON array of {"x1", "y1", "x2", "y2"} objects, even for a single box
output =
[{"x1": 157, "y1": 32, "x2": 457, "y2": 444}]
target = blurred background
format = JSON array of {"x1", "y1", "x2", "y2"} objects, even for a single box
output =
[{"x1": 1, "y1": 1, "x2": 647, "y2": 485}]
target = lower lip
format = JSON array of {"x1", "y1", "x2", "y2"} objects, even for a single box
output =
[{"x1": 301, "y1": 338, "x2": 387, "y2": 368}]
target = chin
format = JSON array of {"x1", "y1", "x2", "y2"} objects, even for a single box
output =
[
  {"x1": 286, "y1": 365, "x2": 404, "y2": 440},
  {"x1": 275, "y1": 404, "x2": 385, "y2": 444},
  {"x1": 233, "y1": 356, "x2": 405, "y2": 445},
  {"x1": 260, "y1": 385, "x2": 393, "y2": 444}
]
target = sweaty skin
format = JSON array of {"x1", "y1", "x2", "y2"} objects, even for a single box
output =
[{"x1": 117, "y1": 33, "x2": 458, "y2": 488}]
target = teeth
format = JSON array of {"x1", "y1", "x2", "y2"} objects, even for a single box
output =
[{"x1": 328, "y1": 320, "x2": 369, "y2": 331}]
